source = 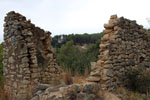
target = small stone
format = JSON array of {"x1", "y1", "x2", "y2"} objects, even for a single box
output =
[
  {"x1": 102, "y1": 34, "x2": 109, "y2": 41},
  {"x1": 49, "y1": 67, "x2": 56, "y2": 72},
  {"x1": 31, "y1": 73, "x2": 39, "y2": 78},
  {"x1": 103, "y1": 29, "x2": 113, "y2": 34},
  {"x1": 8, "y1": 56, "x2": 15, "y2": 63},
  {"x1": 90, "y1": 71, "x2": 100, "y2": 76},
  {"x1": 31, "y1": 96, "x2": 39, "y2": 100},
  {"x1": 22, "y1": 80, "x2": 30, "y2": 84},
  {"x1": 110, "y1": 15, "x2": 117, "y2": 19},
  {"x1": 86, "y1": 76, "x2": 100, "y2": 82},
  {"x1": 26, "y1": 31, "x2": 32, "y2": 35},
  {"x1": 37, "y1": 84, "x2": 50, "y2": 90},
  {"x1": 82, "y1": 83, "x2": 100, "y2": 94},
  {"x1": 34, "y1": 90, "x2": 42, "y2": 96},
  {"x1": 104, "y1": 24, "x2": 114, "y2": 29},
  {"x1": 22, "y1": 57, "x2": 29, "y2": 63}
]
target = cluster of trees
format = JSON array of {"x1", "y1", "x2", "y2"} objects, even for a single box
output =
[
  {"x1": 52, "y1": 33, "x2": 103, "y2": 48},
  {"x1": 55, "y1": 33, "x2": 104, "y2": 75}
]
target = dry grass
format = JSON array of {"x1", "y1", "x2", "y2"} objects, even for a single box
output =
[
  {"x1": 72, "y1": 68, "x2": 88, "y2": 84},
  {"x1": 0, "y1": 81, "x2": 37, "y2": 100},
  {"x1": 0, "y1": 84, "x2": 17, "y2": 100},
  {"x1": 97, "y1": 89, "x2": 120, "y2": 100},
  {"x1": 0, "y1": 85, "x2": 5, "y2": 100},
  {"x1": 115, "y1": 87, "x2": 150, "y2": 100},
  {"x1": 72, "y1": 75, "x2": 87, "y2": 84},
  {"x1": 60, "y1": 70, "x2": 73, "y2": 85},
  {"x1": 0, "y1": 84, "x2": 10, "y2": 100},
  {"x1": 84, "y1": 67, "x2": 89, "y2": 77},
  {"x1": 60, "y1": 69, "x2": 89, "y2": 85}
]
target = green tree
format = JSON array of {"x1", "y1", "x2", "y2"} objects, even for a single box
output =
[
  {"x1": 52, "y1": 33, "x2": 103, "y2": 48},
  {"x1": 57, "y1": 40, "x2": 80, "y2": 75},
  {"x1": 55, "y1": 33, "x2": 104, "y2": 75}
]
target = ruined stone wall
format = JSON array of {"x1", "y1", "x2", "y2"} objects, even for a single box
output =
[
  {"x1": 88, "y1": 15, "x2": 150, "y2": 91},
  {"x1": 3, "y1": 11, "x2": 60, "y2": 100}
]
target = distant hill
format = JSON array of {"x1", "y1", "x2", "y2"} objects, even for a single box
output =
[{"x1": 52, "y1": 33, "x2": 104, "y2": 48}]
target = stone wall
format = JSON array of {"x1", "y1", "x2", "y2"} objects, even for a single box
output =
[
  {"x1": 31, "y1": 83, "x2": 102, "y2": 100},
  {"x1": 88, "y1": 15, "x2": 150, "y2": 91},
  {"x1": 3, "y1": 11, "x2": 60, "y2": 100},
  {"x1": 3, "y1": 11, "x2": 150, "y2": 99}
]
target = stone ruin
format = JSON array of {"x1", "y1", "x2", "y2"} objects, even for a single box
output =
[
  {"x1": 3, "y1": 11, "x2": 150, "y2": 100},
  {"x1": 88, "y1": 15, "x2": 150, "y2": 91},
  {"x1": 3, "y1": 11, "x2": 60, "y2": 99}
]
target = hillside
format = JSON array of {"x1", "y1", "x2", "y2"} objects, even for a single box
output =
[
  {"x1": 53, "y1": 33, "x2": 104, "y2": 75},
  {"x1": 52, "y1": 33, "x2": 104, "y2": 48}
]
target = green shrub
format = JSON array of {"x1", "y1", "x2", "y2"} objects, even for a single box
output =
[
  {"x1": 126, "y1": 67, "x2": 150, "y2": 93},
  {"x1": 56, "y1": 39, "x2": 101, "y2": 76}
]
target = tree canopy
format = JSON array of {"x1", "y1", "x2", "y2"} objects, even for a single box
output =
[
  {"x1": 52, "y1": 33, "x2": 103, "y2": 48},
  {"x1": 56, "y1": 33, "x2": 103, "y2": 75}
]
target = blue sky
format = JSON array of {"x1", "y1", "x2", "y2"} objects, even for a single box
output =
[{"x1": 0, "y1": 0, "x2": 150, "y2": 43}]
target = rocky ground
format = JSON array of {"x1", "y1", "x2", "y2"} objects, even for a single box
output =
[{"x1": 30, "y1": 82, "x2": 120, "y2": 100}]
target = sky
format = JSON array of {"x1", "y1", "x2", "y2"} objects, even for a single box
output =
[{"x1": 0, "y1": 0, "x2": 150, "y2": 43}]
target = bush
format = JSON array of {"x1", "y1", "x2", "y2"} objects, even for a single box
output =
[
  {"x1": 126, "y1": 67, "x2": 150, "y2": 93},
  {"x1": 56, "y1": 39, "x2": 101, "y2": 76},
  {"x1": 115, "y1": 87, "x2": 150, "y2": 100}
]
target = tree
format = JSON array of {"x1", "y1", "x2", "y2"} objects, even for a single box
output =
[
  {"x1": 57, "y1": 40, "x2": 79, "y2": 75},
  {"x1": 55, "y1": 33, "x2": 104, "y2": 75},
  {"x1": 56, "y1": 39, "x2": 102, "y2": 75},
  {"x1": 52, "y1": 33, "x2": 104, "y2": 48}
]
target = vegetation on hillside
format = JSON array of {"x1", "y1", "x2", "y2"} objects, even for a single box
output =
[
  {"x1": 52, "y1": 33, "x2": 103, "y2": 48},
  {"x1": 56, "y1": 33, "x2": 103, "y2": 75},
  {"x1": 126, "y1": 67, "x2": 150, "y2": 93}
]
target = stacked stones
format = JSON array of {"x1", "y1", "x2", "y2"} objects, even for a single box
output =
[
  {"x1": 39, "y1": 32, "x2": 60, "y2": 84},
  {"x1": 31, "y1": 83, "x2": 101, "y2": 100},
  {"x1": 3, "y1": 11, "x2": 60, "y2": 100},
  {"x1": 88, "y1": 15, "x2": 150, "y2": 91}
]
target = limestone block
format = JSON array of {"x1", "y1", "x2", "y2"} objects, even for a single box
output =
[
  {"x1": 82, "y1": 83, "x2": 100, "y2": 94},
  {"x1": 104, "y1": 29, "x2": 113, "y2": 34},
  {"x1": 31, "y1": 73, "x2": 39, "y2": 78},
  {"x1": 22, "y1": 57, "x2": 29, "y2": 63},
  {"x1": 110, "y1": 15, "x2": 118, "y2": 19},
  {"x1": 102, "y1": 34, "x2": 109, "y2": 41},
  {"x1": 104, "y1": 24, "x2": 114, "y2": 29},
  {"x1": 8, "y1": 56, "x2": 15, "y2": 63},
  {"x1": 104, "y1": 50, "x2": 109, "y2": 56},
  {"x1": 22, "y1": 80, "x2": 30, "y2": 85},
  {"x1": 90, "y1": 70, "x2": 100, "y2": 76},
  {"x1": 90, "y1": 62, "x2": 97, "y2": 70},
  {"x1": 49, "y1": 67, "x2": 56, "y2": 72},
  {"x1": 37, "y1": 84, "x2": 50, "y2": 90},
  {"x1": 101, "y1": 74, "x2": 109, "y2": 81},
  {"x1": 26, "y1": 31, "x2": 33, "y2": 36},
  {"x1": 86, "y1": 76, "x2": 100, "y2": 82}
]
